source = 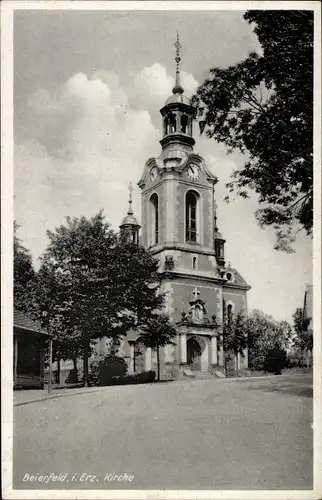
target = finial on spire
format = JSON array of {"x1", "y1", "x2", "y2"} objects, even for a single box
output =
[
  {"x1": 127, "y1": 182, "x2": 134, "y2": 215},
  {"x1": 173, "y1": 31, "x2": 184, "y2": 95}
]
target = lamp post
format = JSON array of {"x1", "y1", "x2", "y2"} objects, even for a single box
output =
[{"x1": 48, "y1": 337, "x2": 53, "y2": 394}]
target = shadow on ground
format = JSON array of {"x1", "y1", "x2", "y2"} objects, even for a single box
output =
[{"x1": 247, "y1": 378, "x2": 313, "y2": 398}]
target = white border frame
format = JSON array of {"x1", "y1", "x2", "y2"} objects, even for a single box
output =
[{"x1": 1, "y1": 2, "x2": 321, "y2": 499}]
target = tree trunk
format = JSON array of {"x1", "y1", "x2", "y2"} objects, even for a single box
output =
[
  {"x1": 156, "y1": 343, "x2": 160, "y2": 381},
  {"x1": 235, "y1": 352, "x2": 239, "y2": 377},
  {"x1": 83, "y1": 341, "x2": 89, "y2": 387},
  {"x1": 72, "y1": 355, "x2": 78, "y2": 382},
  {"x1": 56, "y1": 355, "x2": 61, "y2": 384}
]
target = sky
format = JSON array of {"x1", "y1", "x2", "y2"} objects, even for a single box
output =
[{"x1": 13, "y1": 8, "x2": 313, "y2": 323}]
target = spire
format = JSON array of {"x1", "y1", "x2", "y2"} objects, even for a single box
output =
[
  {"x1": 127, "y1": 182, "x2": 134, "y2": 215},
  {"x1": 173, "y1": 32, "x2": 184, "y2": 95}
]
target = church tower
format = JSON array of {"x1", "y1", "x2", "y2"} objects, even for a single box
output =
[{"x1": 137, "y1": 35, "x2": 250, "y2": 379}]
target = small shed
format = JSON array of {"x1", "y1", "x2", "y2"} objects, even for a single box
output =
[{"x1": 13, "y1": 309, "x2": 52, "y2": 389}]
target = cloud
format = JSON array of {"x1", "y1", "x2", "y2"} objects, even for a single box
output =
[
  {"x1": 130, "y1": 62, "x2": 198, "y2": 122},
  {"x1": 15, "y1": 68, "x2": 164, "y2": 262}
]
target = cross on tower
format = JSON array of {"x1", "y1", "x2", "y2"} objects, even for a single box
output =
[{"x1": 192, "y1": 287, "x2": 200, "y2": 299}]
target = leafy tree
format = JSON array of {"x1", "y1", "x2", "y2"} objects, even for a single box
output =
[
  {"x1": 33, "y1": 212, "x2": 166, "y2": 386},
  {"x1": 292, "y1": 307, "x2": 313, "y2": 365},
  {"x1": 222, "y1": 304, "x2": 248, "y2": 376},
  {"x1": 111, "y1": 240, "x2": 165, "y2": 330},
  {"x1": 245, "y1": 309, "x2": 292, "y2": 370},
  {"x1": 140, "y1": 313, "x2": 177, "y2": 381},
  {"x1": 14, "y1": 223, "x2": 36, "y2": 312},
  {"x1": 193, "y1": 11, "x2": 313, "y2": 250}
]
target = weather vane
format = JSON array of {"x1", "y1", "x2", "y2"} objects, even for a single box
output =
[
  {"x1": 174, "y1": 32, "x2": 181, "y2": 61},
  {"x1": 173, "y1": 32, "x2": 183, "y2": 94}
]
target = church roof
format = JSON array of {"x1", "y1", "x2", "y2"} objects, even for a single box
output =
[{"x1": 224, "y1": 267, "x2": 251, "y2": 289}]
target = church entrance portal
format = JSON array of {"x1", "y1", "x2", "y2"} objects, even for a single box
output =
[{"x1": 187, "y1": 337, "x2": 202, "y2": 371}]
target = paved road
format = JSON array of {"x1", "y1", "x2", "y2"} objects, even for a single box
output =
[{"x1": 13, "y1": 374, "x2": 313, "y2": 490}]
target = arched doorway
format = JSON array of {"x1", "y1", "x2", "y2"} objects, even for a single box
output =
[
  {"x1": 187, "y1": 337, "x2": 202, "y2": 371},
  {"x1": 134, "y1": 339, "x2": 146, "y2": 373}
]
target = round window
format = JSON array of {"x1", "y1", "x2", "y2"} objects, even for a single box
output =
[{"x1": 226, "y1": 272, "x2": 232, "y2": 281}]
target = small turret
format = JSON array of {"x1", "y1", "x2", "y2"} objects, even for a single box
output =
[{"x1": 119, "y1": 182, "x2": 141, "y2": 244}]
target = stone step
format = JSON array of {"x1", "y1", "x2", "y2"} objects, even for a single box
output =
[{"x1": 182, "y1": 368, "x2": 195, "y2": 378}]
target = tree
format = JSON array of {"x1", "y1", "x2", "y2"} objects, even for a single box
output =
[
  {"x1": 292, "y1": 307, "x2": 313, "y2": 366},
  {"x1": 33, "y1": 212, "x2": 166, "y2": 386},
  {"x1": 193, "y1": 11, "x2": 313, "y2": 250},
  {"x1": 111, "y1": 240, "x2": 165, "y2": 330},
  {"x1": 245, "y1": 309, "x2": 292, "y2": 370},
  {"x1": 222, "y1": 305, "x2": 248, "y2": 376},
  {"x1": 14, "y1": 223, "x2": 36, "y2": 312},
  {"x1": 140, "y1": 313, "x2": 177, "y2": 381}
]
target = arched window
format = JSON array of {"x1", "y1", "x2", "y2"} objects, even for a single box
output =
[
  {"x1": 181, "y1": 114, "x2": 188, "y2": 134},
  {"x1": 168, "y1": 113, "x2": 176, "y2": 133},
  {"x1": 163, "y1": 116, "x2": 168, "y2": 136},
  {"x1": 150, "y1": 193, "x2": 159, "y2": 245},
  {"x1": 227, "y1": 304, "x2": 233, "y2": 317},
  {"x1": 186, "y1": 191, "x2": 199, "y2": 242}
]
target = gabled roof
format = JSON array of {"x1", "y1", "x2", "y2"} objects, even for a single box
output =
[
  {"x1": 224, "y1": 268, "x2": 251, "y2": 290},
  {"x1": 14, "y1": 308, "x2": 52, "y2": 337}
]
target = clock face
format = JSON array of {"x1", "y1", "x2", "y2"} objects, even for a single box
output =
[
  {"x1": 187, "y1": 164, "x2": 200, "y2": 181},
  {"x1": 150, "y1": 168, "x2": 157, "y2": 182}
]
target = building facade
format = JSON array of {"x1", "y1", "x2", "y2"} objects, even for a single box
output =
[
  {"x1": 114, "y1": 37, "x2": 251, "y2": 379},
  {"x1": 14, "y1": 309, "x2": 52, "y2": 389}
]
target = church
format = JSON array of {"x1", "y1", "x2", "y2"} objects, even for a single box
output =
[{"x1": 97, "y1": 36, "x2": 251, "y2": 380}]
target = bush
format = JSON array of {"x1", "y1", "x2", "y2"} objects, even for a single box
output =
[
  {"x1": 264, "y1": 346, "x2": 287, "y2": 375},
  {"x1": 89, "y1": 355, "x2": 128, "y2": 386},
  {"x1": 111, "y1": 370, "x2": 156, "y2": 386},
  {"x1": 248, "y1": 353, "x2": 266, "y2": 371}
]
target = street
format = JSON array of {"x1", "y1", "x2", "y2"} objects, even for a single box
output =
[{"x1": 13, "y1": 373, "x2": 313, "y2": 490}]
